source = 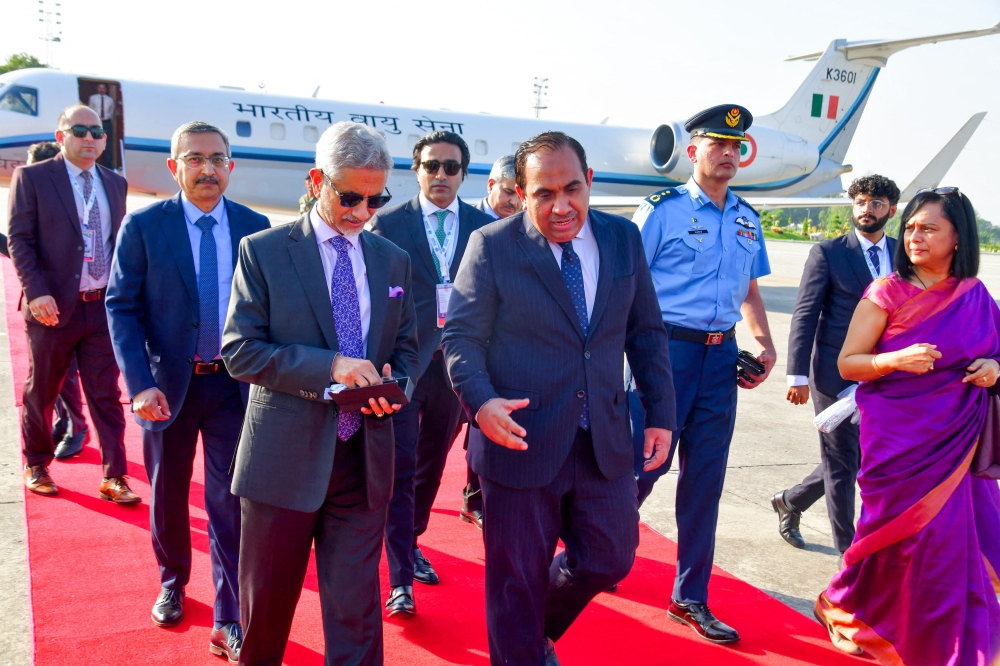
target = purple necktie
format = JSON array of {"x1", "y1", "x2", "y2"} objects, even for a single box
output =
[
  {"x1": 330, "y1": 235, "x2": 364, "y2": 441},
  {"x1": 80, "y1": 171, "x2": 105, "y2": 279}
]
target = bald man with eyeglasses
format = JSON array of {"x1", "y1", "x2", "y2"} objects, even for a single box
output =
[{"x1": 370, "y1": 130, "x2": 494, "y2": 617}]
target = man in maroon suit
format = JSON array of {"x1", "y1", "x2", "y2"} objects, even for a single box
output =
[{"x1": 8, "y1": 104, "x2": 137, "y2": 502}]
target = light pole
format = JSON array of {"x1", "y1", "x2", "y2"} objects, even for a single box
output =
[{"x1": 532, "y1": 77, "x2": 548, "y2": 119}]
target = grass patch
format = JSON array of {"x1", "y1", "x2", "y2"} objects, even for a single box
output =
[{"x1": 763, "y1": 229, "x2": 814, "y2": 242}]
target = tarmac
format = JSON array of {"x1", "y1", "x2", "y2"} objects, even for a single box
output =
[{"x1": 1, "y1": 187, "x2": 998, "y2": 665}]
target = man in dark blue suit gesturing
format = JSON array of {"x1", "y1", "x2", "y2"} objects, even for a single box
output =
[
  {"x1": 106, "y1": 121, "x2": 269, "y2": 661},
  {"x1": 443, "y1": 132, "x2": 676, "y2": 665}
]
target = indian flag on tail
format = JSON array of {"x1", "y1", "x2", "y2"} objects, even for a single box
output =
[{"x1": 811, "y1": 93, "x2": 839, "y2": 120}]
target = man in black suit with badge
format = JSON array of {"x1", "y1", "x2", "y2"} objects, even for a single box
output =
[
  {"x1": 369, "y1": 131, "x2": 493, "y2": 616},
  {"x1": 772, "y1": 175, "x2": 899, "y2": 557},
  {"x1": 443, "y1": 131, "x2": 675, "y2": 665}
]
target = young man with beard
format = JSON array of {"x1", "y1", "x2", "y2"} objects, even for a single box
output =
[{"x1": 772, "y1": 175, "x2": 900, "y2": 558}]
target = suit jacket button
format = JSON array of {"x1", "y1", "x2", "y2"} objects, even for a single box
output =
[
  {"x1": 584, "y1": 351, "x2": 591, "y2": 359},
  {"x1": 186, "y1": 358, "x2": 193, "y2": 364},
  {"x1": 192, "y1": 322, "x2": 198, "y2": 328},
  {"x1": 576, "y1": 390, "x2": 586, "y2": 398},
  {"x1": 77, "y1": 246, "x2": 83, "y2": 251},
  {"x1": 75, "y1": 274, "x2": 81, "y2": 279},
  {"x1": 299, "y1": 390, "x2": 306, "y2": 397}
]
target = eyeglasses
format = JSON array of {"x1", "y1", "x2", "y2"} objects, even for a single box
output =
[
  {"x1": 853, "y1": 198, "x2": 888, "y2": 212},
  {"x1": 323, "y1": 173, "x2": 392, "y2": 209},
  {"x1": 176, "y1": 155, "x2": 232, "y2": 169},
  {"x1": 420, "y1": 160, "x2": 462, "y2": 177},
  {"x1": 917, "y1": 187, "x2": 959, "y2": 196},
  {"x1": 61, "y1": 125, "x2": 104, "y2": 139}
]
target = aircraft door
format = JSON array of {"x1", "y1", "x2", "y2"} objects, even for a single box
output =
[{"x1": 77, "y1": 78, "x2": 123, "y2": 172}]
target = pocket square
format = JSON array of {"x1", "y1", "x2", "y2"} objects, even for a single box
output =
[{"x1": 389, "y1": 286, "x2": 404, "y2": 298}]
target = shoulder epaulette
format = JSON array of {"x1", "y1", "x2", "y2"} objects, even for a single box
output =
[
  {"x1": 735, "y1": 196, "x2": 758, "y2": 215},
  {"x1": 644, "y1": 188, "x2": 683, "y2": 206}
]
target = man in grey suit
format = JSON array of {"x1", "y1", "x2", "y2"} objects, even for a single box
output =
[
  {"x1": 772, "y1": 175, "x2": 899, "y2": 555},
  {"x1": 442, "y1": 131, "x2": 676, "y2": 665},
  {"x1": 474, "y1": 154, "x2": 521, "y2": 221},
  {"x1": 222, "y1": 121, "x2": 419, "y2": 665},
  {"x1": 370, "y1": 131, "x2": 493, "y2": 615}
]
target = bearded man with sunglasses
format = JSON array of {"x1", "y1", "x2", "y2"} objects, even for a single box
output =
[
  {"x1": 773, "y1": 174, "x2": 899, "y2": 558},
  {"x1": 370, "y1": 131, "x2": 493, "y2": 616},
  {"x1": 105, "y1": 121, "x2": 270, "y2": 659},
  {"x1": 8, "y1": 104, "x2": 135, "y2": 502},
  {"x1": 223, "y1": 121, "x2": 418, "y2": 664}
]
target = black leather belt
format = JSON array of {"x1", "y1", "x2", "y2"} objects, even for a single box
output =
[
  {"x1": 193, "y1": 360, "x2": 222, "y2": 375},
  {"x1": 79, "y1": 288, "x2": 105, "y2": 302},
  {"x1": 670, "y1": 325, "x2": 736, "y2": 345}
]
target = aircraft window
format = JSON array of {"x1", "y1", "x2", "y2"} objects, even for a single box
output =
[
  {"x1": 0, "y1": 85, "x2": 39, "y2": 116},
  {"x1": 236, "y1": 121, "x2": 251, "y2": 137},
  {"x1": 408, "y1": 134, "x2": 420, "y2": 150},
  {"x1": 270, "y1": 123, "x2": 286, "y2": 140},
  {"x1": 303, "y1": 125, "x2": 318, "y2": 143},
  {"x1": 475, "y1": 140, "x2": 488, "y2": 156}
]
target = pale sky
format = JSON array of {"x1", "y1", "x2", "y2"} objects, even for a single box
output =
[{"x1": 6, "y1": 0, "x2": 1000, "y2": 221}]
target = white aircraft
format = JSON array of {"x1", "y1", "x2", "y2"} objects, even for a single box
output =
[{"x1": 0, "y1": 22, "x2": 996, "y2": 212}]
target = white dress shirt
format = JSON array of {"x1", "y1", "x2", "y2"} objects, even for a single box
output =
[
  {"x1": 181, "y1": 194, "x2": 234, "y2": 360},
  {"x1": 546, "y1": 215, "x2": 600, "y2": 320},
  {"x1": 787, "y1": 230, "x2": 893, "y2": 387},
  {"x1": 311, "y1": 206, "x2": 371, "y2": 355},
  {"x1": 481, "y1": 198, "x2": 500, "y2": 220},
  {"x1": 88, "y1": 93, "x2": 115, "y2": 121},
  {"x1": 64, "y1": 159, "x2": 112, "y2": 292},
  {"x1": 418, "y1": 192, "x2": 459, "y2": 279},
  {"x1": 854, "y1": 229, "x2": 891, "y2": 278}
]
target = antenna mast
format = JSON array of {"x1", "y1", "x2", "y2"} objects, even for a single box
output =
[
  {"x1": 37, "y1": 0, "x2": 62, "y2": 67},
  {"x1": 532, "y1": 77, "x2": 548, "y2": 118}
]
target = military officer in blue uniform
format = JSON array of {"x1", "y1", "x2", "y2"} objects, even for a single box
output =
[{"x1": 627, "y1": 104, "x2": 776, "y2": 644}]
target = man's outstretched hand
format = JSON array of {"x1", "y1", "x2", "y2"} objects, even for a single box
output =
[{"x1": 477, "y1": 397, "x2": 530, "y2": 451}]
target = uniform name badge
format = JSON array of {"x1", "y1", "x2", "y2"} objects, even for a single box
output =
[
  {"x1": 436, "y1": 282, "x2": 453, "y2": 328},
  {"x1": 81, "y1": 229, "x2": 96, "y2": 262}
]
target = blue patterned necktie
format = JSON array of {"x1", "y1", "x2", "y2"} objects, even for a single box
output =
[
  {"x1": 80, "y1": 171, "x2": 106, "y2": 279},
  {"x1": 559, "y1": 240, "x2": 590, "y2": 430},
  {"x1": 431, "y1": 209, "x2": 449, "y2": 279},
  {"x1": 867, "y1": 245, "x2": 881, "y2": 277},
  {"x1": 194, "y1": 215, "x2": 219, "y2": 361},
  {"x1": 330, "y1": 235, "x2": 364, "y2": 441}
]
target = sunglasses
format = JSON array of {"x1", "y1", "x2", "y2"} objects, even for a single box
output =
[
  {"x1": 323, "y1": 173, "x2": 392, "y2": 209},
  {"x1": 61, "y1": 124, "x2": 105, "y2": 139},
  {"x1": 420, "y1": 160, "x2": 462, "y2": 177},
  {"x1": 917, "y1": 187, "x2": 959, "y2": 196}
]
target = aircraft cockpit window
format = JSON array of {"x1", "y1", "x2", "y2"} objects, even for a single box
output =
[
  {"x1": 236, "y1": 121, "x2": 251, "y2": 137},
  {"x1": 0, "y1": 85, "x2": 39, "y2": 116}
]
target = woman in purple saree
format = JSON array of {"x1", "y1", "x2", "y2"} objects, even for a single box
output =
[{"x1": 815, "y1": 188, "x2": 1000, "y2": 665}]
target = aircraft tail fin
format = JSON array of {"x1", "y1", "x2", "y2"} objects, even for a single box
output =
[
  {"x1": 898, "y1": 112, "x2": 986, "y2": 201},
  {"x1": 758, "y1": 23, "x2": 999, "y2": 164}
]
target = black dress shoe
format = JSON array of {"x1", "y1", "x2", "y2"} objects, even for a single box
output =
[
  {"x1": 459, "y1": 507, "x2": 483, "y2": 530},
  {"x1": 54, "y1": 429, "x2": 89, "y2": 460},
  {"x1": 152, "y1": 587, "x2": 185, "y2": 627},
  {"x1": 385, "y1": 585, "x2": 416, "y2": 617},
  {"x1": 667, "y1": 600, "x2": 740, "y2": 644},
  {"x1": 413, "y1": 547, "x2": 439, "y2": 585},
  {"x1": 51, "y1": 418, "x2": 68, "y2": 445},
  {"x1": 771, "y1": 490, "x2": 806, "y2": 549},
  {"x1": 209, "y1": 622, "x2": 243, "y2": 663},
  {"x1": 544, "y1": 637, "x2": 560, "y2": 666}
]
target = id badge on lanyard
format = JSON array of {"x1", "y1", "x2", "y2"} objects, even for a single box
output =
[
  {"x1": 429, "y1": 221, "x2": 454, "y2": 328},
  {"x1": 70, "y1": 173, "x2": 98, "y2": 261}
]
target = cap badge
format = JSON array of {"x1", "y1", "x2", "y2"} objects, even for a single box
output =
[{"x1": 725, "y1": 108, "x2": 741, "y2": 128}]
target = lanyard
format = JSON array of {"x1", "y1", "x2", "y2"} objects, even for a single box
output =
[
  {"x1": 425, "y1": 212, "x2": 454, "y2": 283},
  {"x1": 862, "y1": 243, "x2": 887, "y2": 280},
  {"x1": 68, "y1": 171, "x2": 98, "y2": 230}
]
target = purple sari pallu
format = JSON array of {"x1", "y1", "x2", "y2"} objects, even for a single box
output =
[{"x1": 817, "y1": 274, "x2": 1000, "y2": 666}]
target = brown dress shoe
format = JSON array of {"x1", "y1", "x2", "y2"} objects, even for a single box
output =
[
  {"x1": 24, "y1": 465, "x2": 58, "y2": 496},
  {"x1": 99, "y1": 476, "x2": 142, "y2": 504}
]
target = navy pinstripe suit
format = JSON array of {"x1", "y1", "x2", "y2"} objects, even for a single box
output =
[{"x1": 443, "y1": 210, "x2": 676, "y2": 664}]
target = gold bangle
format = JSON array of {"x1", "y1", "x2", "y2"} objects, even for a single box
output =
[{"x1": 872, "y1": 354, "x2": 887, "y2": 377}]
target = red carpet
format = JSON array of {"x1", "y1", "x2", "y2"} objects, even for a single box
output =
[{"x1": 4, "y1": 258, "x2": 866, "y2": 665}]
